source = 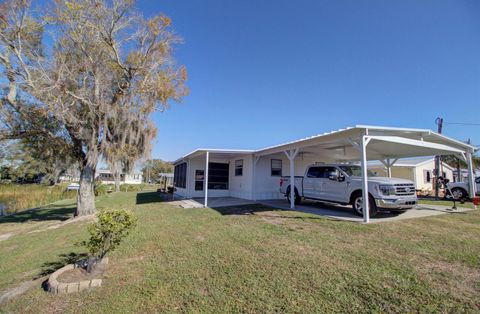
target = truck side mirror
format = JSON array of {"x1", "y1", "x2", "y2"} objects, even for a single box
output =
[{"x1": 338, "y1": 174, "x2": 345, "y2": 182}]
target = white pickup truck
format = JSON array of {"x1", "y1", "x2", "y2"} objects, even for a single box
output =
[
  {"x1": 280, "y1": 164, "x2": 417, "y2": 217},
  {"x1": 446, "y1": 177, "x2": 480, "y2": 200}
]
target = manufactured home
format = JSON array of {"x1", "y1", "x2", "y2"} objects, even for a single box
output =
[
  {"x1": 369, "y1": 157, "x2": 456, "y2": 193},
  {"x1": 173, "y1": 125, "x2": 477, "y2": 222},
  {"x1": 96, "y1": 169, "x2": 143, "y2": 185}
]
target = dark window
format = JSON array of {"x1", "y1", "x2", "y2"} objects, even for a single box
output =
[
  {"x1": 306, "y1": 167, "x2": 322, "y2": 178},
  {"x1": 475, "y1": 177, "x2": 480, "y2": 184},
  {"x1": 271, "y1": 159, "x2": 282, "y2": 176},
  {"x1": 195, "y1": 170, "x2": 204, "y2": 190},
  {"x1": 208, "y1": 162, "x2": 229, "y2": 190},
  {"x1": 424, "y1": 170, "x2": 431, "y2": 183},
  {"x1": 320, "y1": 167, "x2": 337, "y2": 178},
  {"x1": 174, "y1": 163, "x2": 187, "y2": 188},
  {"x1": 235, "y1": 160, "x2": 243, "y2": 176}
]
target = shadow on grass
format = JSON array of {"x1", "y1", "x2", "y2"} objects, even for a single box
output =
[
  {"x1": 38, "y1": 252, "x2": 88, "y2": 278},
  {"x1": 211, "y1": 204, "x2": 324, "y2": 221},
  {"x1": 136, "y1": 191, "x2": 163, "y2": 205},
  {"x1": 0, "y1": 204, "x2": 75, "y2": 224}
]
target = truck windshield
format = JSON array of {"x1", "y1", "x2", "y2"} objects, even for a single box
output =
[{"x1": 339, "y1": 165, "x2": 377, "y2": 177}]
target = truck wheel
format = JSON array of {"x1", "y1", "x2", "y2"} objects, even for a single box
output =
[
  {"x1": 451, "y1": 187, "x2": 467, "y2": 200},
  {"x1": 286, "y1": 187, "x2": 301, "y2": 205},
  {"x1": 351, "y1": 192, "x2": 377, "y2": 217}
]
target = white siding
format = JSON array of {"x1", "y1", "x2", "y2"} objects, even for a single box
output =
[
  {"x1": 253, "y1": 153, "x2": 323, "y2": 200},
  {"x1": 229, "y1": 155, "x2": 253, "y2": 199},
  {"x1": 371, "y1": 160, "x2": 454, "y2": 191}
]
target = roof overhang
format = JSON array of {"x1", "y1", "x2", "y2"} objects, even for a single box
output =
[
  {"x1": 173, "y1": 149, "x2": 254, "y2": 164},
  {"x1": 174, "y1": 125, "x2": 476, "y2": 164},
  {"x1": 365, "y1": 136, "x2": 466, "y2": 161}
]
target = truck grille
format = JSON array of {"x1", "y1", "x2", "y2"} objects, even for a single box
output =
[{"x1": 394, "y1": 184, "x2": 416, "y2": 196}]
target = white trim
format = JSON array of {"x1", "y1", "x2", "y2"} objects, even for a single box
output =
[{"x1": 204, "y1": 151, "x2": 209, "y2": 208}]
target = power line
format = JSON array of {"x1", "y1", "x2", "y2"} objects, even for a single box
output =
[{"x1": 443, "y1": 122, "x2": 480, "y2": 126}]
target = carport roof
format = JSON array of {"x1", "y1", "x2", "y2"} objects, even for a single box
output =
[{"x1": 174, "y1": 125, "x2": 477, "y2": 164}]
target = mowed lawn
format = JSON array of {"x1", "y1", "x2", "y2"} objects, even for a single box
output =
[{"x1": 1, "y1": 192, "x2": 480, "y2": 313}]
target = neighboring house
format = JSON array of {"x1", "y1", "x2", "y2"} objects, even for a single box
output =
[
  {"x1": 158, "y1": 173, "x2": 174, "y2": 186},
  {"x1": 369, "y1": 157, "x2": 455, "y2": 192},
  {"x1": 96, "y1": 169, "x2": 143, "y2": 185},
  {"x1": 172, "y1": 125, "x2": 477, "y2": 203},
  {"x1": 455, "y1": 168, "x2": 480, "y2": 183}
]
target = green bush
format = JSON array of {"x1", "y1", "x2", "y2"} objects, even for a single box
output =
[
  {"x1": 95, "y1": 183, "x2": 114, "y2": 196},
  {"x1": 82, "y1": 209, "x2": 137, "y2": 259}
]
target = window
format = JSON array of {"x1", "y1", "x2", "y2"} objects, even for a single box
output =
[
  {"x1": 174, "y1": 163, "x2": 187, "y2": 188},
  {"x1": 424, "y1": 170, "x2": 431, "y2": 183},
  {"x1": 235, "y1": 160, "x2": 243, "y2": 176},
  {"x1": 475, "y1": 177, "x2": 480, "y2": 184},
  {"x1": 320, "y1": 167, "x2": 337, "y2": 178},
  {"x1": 208, "y1": 162, "x2": 229, "y2": 190},
  {"x1": 271, "y1": 159, "x2": 282, "y2": 176},
  {"x1": 195, "y1": 170, "x2": 204, "y2": 190},
  {"x1": 306, "y1": 167, "x2": 322, "y2": 178}
]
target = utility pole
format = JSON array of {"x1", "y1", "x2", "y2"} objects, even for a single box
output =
[{"x1": 434, "y1": 117, "x2": 443, "y2": 199}]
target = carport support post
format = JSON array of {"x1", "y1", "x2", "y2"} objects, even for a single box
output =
[
  {"x1": 466, "y1": 151, "x2": 476, "y2": 199},
  {"x1": 361, "y1": 136, "x2": 371, "y2": 223},
  {"x1": 204, "y1": 151, "x2": 209, "y2": 208},
  {"x1": 284, "y1": 148, "x2": 299, "y2": 209}
]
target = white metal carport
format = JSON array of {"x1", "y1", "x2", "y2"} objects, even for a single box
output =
[{"x1": 255, "y1": 126, "x2": 477, "y2": 223}]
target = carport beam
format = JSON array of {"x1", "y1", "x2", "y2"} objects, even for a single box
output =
[
  {"x1": 204, "y1": 151, "x2": 209, "y2": 208},
  {"x1": 466, "y1": 151, "x2": 476, "y2": 198},
  {"x1": 284, "y1": 148, "x2": 299, "y2": 209},
  {"x1": 361, "y1": 136, "x2": 372, "y2": 223},
  {"x1": 380, "y1": 158, "x2": 398, "y2": 178}
]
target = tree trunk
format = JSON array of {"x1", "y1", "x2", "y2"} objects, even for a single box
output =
[
  {"x1": 76, "y1": 163, "x2": 96, "y2": 216},
  {"x1": 114, "y1": 174, "x2": 120, "y2": 192}
]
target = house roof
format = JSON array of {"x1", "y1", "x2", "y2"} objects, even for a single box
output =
[{"x1": 174, "y1": 125, "x2": 477, "y2": 164}]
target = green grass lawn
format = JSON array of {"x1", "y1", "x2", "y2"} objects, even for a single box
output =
[
  {"x1": 418, "y1": 199, "x2": 477, "y2": 209},
  {"x1": 1, "y1": 192, "x2": 479, "y2": 313}
]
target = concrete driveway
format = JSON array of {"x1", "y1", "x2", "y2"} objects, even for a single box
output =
[{"x1": 259, "y1": 199, "x2": 475, "y2": 223}]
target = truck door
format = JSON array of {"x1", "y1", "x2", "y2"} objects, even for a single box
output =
[
  {"x1": 319, "y1": 167, "x2": 347, "y2": 202},
  {"x1": 303, "y1": 166, "x2": 322, "y2": 199}
]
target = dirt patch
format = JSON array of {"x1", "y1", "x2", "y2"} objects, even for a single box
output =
[
  {"x1": 0, "y1": 233, "x2": 13, "y2": 241},
  {"x1": 57, "y1": 266, "x2": 105, "y2": 283},
  {"x1": 0, "y1": 276, "x2": 46, "y2": 305},
  {"x1": 27, "y1": 214, "x2": 95, "y2": 235}
]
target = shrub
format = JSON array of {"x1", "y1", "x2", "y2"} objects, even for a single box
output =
[
  {"x1": 82, "y1": 209, "x2": 137, "y2": 261},
  {"x1": 94, "y1": 183, "x2": 114, "y2": 196}
]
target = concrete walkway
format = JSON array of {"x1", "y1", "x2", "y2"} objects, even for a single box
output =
[{"x1": 259, "y1": 199, "x2": 475, "y2": 223}]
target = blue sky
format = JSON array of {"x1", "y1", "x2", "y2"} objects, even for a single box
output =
[{"x1": 139, "y1": 0, "x2": 480, "y2": 161}]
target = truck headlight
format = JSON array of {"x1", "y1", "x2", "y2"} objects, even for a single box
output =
[{"x1": 379, "y1": 185, "x2": 396, "y2": 196}]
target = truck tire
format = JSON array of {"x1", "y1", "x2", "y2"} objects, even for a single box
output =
[
  {"x1": 450, "y1": 187, "x2": 467, "y2": 200},
  {"x1": 286, "y1": 186, "x2": 301, "y2": 205},
  {"x1": 351, "y1": 192, "x2": 377, "y2": 217}
]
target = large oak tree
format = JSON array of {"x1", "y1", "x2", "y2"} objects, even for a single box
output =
[{"x1": 0, "y1": 0, "x2": 187, "y2": 215}]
